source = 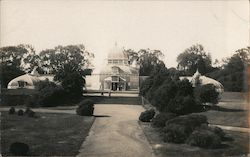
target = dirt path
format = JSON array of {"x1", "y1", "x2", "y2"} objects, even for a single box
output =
[{"x1": 77, "y1": 104, "x2": 155, "y2": 157}]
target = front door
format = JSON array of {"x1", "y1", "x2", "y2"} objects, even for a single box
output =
[{"x1": 112, "y1": 82, "x2": 118, "y2": 91}]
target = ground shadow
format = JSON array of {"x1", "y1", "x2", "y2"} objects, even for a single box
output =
[
  {"x1": 209, "y1": 106, "x2": 245, "y2": 112},
  {"x1": 94, "y1": 115, "x2": 111, "y2": 118},
  {"x1": 84, "y1": 95, "x2": 142, "y2": 105}
]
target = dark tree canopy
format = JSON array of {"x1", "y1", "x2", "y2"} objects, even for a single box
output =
[
  {"x1": 207, "y1": 47, "x2": 250, "y2": 92},
  {"x1": 138, "y1": 49, "x2": 166, "y2": 76},
  {"x1": 177, "y1": 44, "x2": 213, "y2": 75},
  {"x1": 0, "y1": 44, "x2": 34, "y2": 88},
  {"x1": 125, "y1": 48, "x2": 166, "y2": 76},
  {"x1": 223, "y1": 47, "x2": 250, "y2": 72},
  {"x1": 38, "y1": 44, "x2": 94, "y2": 74}
]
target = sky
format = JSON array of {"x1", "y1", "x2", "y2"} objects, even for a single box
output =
[{"x1": 0, "y1": 0, "x2": 249, "y2": 70}]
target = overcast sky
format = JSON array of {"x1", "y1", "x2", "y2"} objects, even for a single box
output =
[{"x1": 0, "y1": 0, "x2": 249, "y2": 70}]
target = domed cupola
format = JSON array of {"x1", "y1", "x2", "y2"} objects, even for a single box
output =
[{"x1": 107, "y1": 43, "x2": 128, "y2": 64}]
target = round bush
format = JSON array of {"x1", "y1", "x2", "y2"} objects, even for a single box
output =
[
  {"x1": 139, "y1": 109, "x2": 155, "y2": 122},
  {"x1": 17, "y1": 109, "x2": 24, "y2": 116},
  {"x1": 25, "y1": 107, "x2": 31, "y2": 114},
  {"x1": 10, "y1": 142, "x2": 29, "y2": 156},
  {"x1": 152, "y1": 112, "x2": 177, "y2": 128},
  {"x1": 76, "y1": 99, "x2": 94, "y2": 116},
  {"x1": 9, "y1": 107, "x2": 15, "y2": 114},
  {"x1": 27, "y1": 110, "x2": 36, "y2": 118},
  {"x1": 194, "y1": 84, "x2": 219, "y2": 104},
  {"x1": 163, "y1": 124, "x2": 190, "y2": 143},
  {"x1": 186, "y1": 129, "x2": 221, "y2": 148}
]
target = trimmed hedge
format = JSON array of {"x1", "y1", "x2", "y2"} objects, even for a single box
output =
[
  {"x1": 139, "y1": 109, "x2": 155, "y2": 122},
  {"x1": 163, "y1": 114, "x2": 209, "y2": 144},
  {"x1": 194, "y1": 84, "x2": 219, "y2": 104},
  {"x1": 9, "y1": 107, "x2": 15, "y2": 114},
  {"x1": 152, "y1": 113, "x2": 177, "y2": 128},
  {"x1": 163, "y1": 124, "x2": 190, "y2": 143},
  {"x1": 186, "y1": 129, "x2": 221, "y2": 148},
  {"x1": 166, "y1": 114, "x2": 208, "y2": 132},
  {"x1": 17, "y1": 109, "x2": 24, "y2": 116},
  {"x1": 76, "y1": 99, "x2": 94, "y2": 116}
]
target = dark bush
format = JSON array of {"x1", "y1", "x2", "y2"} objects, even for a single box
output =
[
  {"x1": 151, "y1": 80, "x2": 177, "y2": 111},
  {"x1": 36, "y1": 80, "x2": 68, "y2": 107},
  {"x1": 166, "y1": 114, "x2": 208, "y2": 132},
  {"x1": 9, "y1": 107, "x2": 15, "y2": 114},
  {"x1": 25, "y1": 95, "x2": 38, "y2": 107},
  {"x1": 25, "y1": 107, "x2": 32, "y2": 114},
  {"x1": 168, "y1": 95, "x2": 198, "y2": 115},
  {"x1": 199, "y1": 124, "x2": 226, "y2": 140},
  {"x1": 17, "y1": 109, "x2": 24, "y2": 116},
  {"x1": 152, "y1": 112, "x2": 177, "y2": 128},
  {"x1": 163, "y1": 124, "x2": 190, "y2": 143},
  {"x1": 194, "y1": 84, "x2": 219, "y2": 104},
  {"x1": 76, "y1": 99, "x2": 94, "y2": 116},
  {"x1": 139, "y1": 109, "x2": 155, "y2": 122},
  {"x1": 186, "y1": 129, "x2": 221, "y2": 148},
  {"x1": 27, "y1": 110, "x2": 36, "y2": 118},
  {"x1": 10, "y1": 142, "x2": 29, "y2": 156},
  {"x1": 212, "y1": 126, "x2": 226, "y2": 140}
]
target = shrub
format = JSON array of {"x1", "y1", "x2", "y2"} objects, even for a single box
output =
[
  {"x1": 194, "y1": 84, "x2": 219, "y2": 104},
  {"x1": 166, "y1": 114, "x2": 208, "y2": 132},
  {"x1": 168, "y1": 95, "x2": 198, "y2": 115},
  {"x1": 36, "y1": 80, "x2": 68, "y2": 107},
  {"x1": 25, "y1": 95, "x2": 38, "y2": 107},
  {"x1": 186, "y1": 129, "x2": 221, "y2": 148},
  {"x1": 199, "y1": 124, "x2": 226, "y2": 140},
  {"x1": 76, "y1": 99, "x2": 94, "y2": 116},
  {"x1": 10, "y1": 142, "x2": 29, "y2": 156},
  {"x1": 212, "y1": 126, "x2": 226, "y2": 140},
  {"x1": 163, "y1": 124, "x2": 190, "y2": 143},
  {"x1": 17, "y1": 109, "x2": 24, "y2": 116},
  {"x1": 27, "y1": 110, "x2": 36, "y2": 118},
  {"x1": 24, "y1": 107, "x2": 32, "y2": 114},
  {"x1": 151, "y1": 80, "x2": 177, "y2": 111},
  {"x1": 139, "y1": 109, "x2": 155, "y2": 122},
  {"x1": 152, "y1": 112, "x2": 177, "y2": 128},
  {"x1": 9, "y1": 107, "x2": 15, "y2": 114}
]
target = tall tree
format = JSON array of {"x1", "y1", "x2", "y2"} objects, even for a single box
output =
[
  {"x1": 177, "y1": 44, "x2": 213, "y2": 75},
  {"x1": 0, "y1": 44, "x2": 34, "y2": 88},
  {"x1": 50, "y1": 45, "x2": 94, "y2": 98},
  {"x1": 38, "y1": 44, "x2": 94, "y2": 74},
  {"x1": 207, "y1": 47, "x2": 250, "y2": 92},
  {"x1": 125, "y1": 49, "x2": 166, "y2": 76}
]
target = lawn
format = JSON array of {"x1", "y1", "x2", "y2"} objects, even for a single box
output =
[
  {"x1": 140, "y1": 122, "x2": 249, "y2": 157},
  {"x1": 194, "y1": 109, "x2": 249, "y2": 128},
  {"x1": 1, "y1": 111, "x2": 95, "y2": 156}
]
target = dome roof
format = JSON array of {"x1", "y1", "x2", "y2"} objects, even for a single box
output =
[
  {"x1": 107, "y1": 45, "x2": 128, "y2": 60},
  {"x1": 7, "y1": 74, "x2": 40, "y2": 89}
]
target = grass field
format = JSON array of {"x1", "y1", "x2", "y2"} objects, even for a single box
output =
[
  {"x1": 1, "y1": 112, "x2": 95, "y2": 156},
  {"x1": 140, "y1": 123, "x2": 249, "y2": 157},
  {"x1": 195, "y1": 109, "x2": 249, "y2": 128}
]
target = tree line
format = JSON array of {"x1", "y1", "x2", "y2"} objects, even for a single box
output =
[{"x1": 1, "y1": 43, "x2": 249, "y2": 92}]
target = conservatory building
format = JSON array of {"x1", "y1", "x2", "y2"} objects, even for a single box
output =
[{"x1": 99, "y1": 45, "x2": 139, "y2": 91}]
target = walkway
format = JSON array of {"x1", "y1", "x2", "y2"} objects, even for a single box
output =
[
  {"x1": 209, "y1": 124, "x2": 250, "y2": 133},
  {"x1": 77, "y1": 104, "x2": 155, "y2": 157}
]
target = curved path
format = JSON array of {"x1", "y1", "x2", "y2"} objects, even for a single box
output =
[{"x1": 77, "y1": 104, "x2": 155, "y2": 157}]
